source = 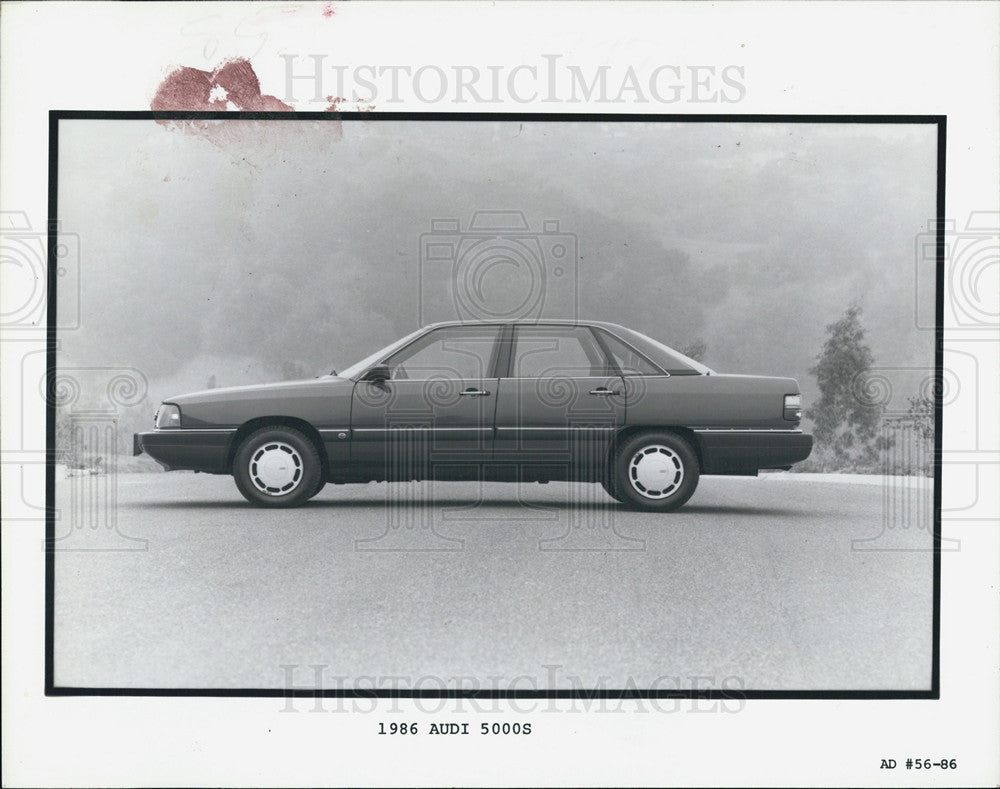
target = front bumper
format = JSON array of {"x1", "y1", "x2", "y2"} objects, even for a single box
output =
[
  {"x1": 134, "y1": 429, "x2": 235, "y2": 473},
  {"x1": 694, "y1": 429, "x2": 813, "y2": 475}
]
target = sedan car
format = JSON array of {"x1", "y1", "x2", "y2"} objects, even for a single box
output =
[{"x1": 134, "y1": 320, "x2": 812, "y2": 511}]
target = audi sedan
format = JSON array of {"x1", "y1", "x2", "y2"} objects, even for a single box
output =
[{"x1": 134, "y1": 320, "x2": 812, "y2": 511}]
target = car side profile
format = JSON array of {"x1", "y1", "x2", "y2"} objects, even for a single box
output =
[{"x1": 134, "y1": 320, "x2": 812, "y2": 511}]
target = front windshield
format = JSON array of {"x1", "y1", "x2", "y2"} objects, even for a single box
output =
[{"x1": 337, "y1": 327, "x2": 427, "y2": 380}]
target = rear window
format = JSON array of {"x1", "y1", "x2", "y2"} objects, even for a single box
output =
[
  {"x1": 596, "y1": 330, "x2": 663, "y2": 375},
  {"x1": 605, "y1": 327, "x2": 713, "y2": 376}
]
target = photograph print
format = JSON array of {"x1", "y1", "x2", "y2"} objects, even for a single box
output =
[{"x1": 47, "y1": 113, "x2": 940, "y2": 694}]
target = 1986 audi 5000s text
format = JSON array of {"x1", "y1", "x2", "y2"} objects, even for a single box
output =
[{"x1": 134, "y1": 320, "x2": 812, "y2": 511}]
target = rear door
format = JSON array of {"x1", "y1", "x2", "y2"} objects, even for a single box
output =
[{"x1": 493, "y1": 324, "x2": 625, "y2": 478}]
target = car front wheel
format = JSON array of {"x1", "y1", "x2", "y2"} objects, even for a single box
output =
[
  {"x1": 233, "y1": 426, "x2": 322, "y2": 507},
  {"x1": 307, "y1": 479, "x2": 327, "y2": 501},
  {"x1": 612, "y1": 431, "x2": 700, "y2": 511}
]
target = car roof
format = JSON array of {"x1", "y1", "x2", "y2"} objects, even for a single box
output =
[{"x1": 422, "y1": 319, "x2": 626, "y2": 330}]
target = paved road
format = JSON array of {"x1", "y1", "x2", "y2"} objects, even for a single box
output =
[{"x1": 53, "y1": 472, "x2": 934, "y2": 691}]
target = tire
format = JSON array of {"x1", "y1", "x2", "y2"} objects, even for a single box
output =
[
  {"x1": 307, "y1": 479, "x2": 327, "y2": 501},
  {"x1": 233, "y1": 426, "x2": 322, "y2": 508},
  {"x1": 600, "y1": 474, "x2": 618, "y2": 501},
  {"x1": 612, "y1": 431, "x2": 700, "y2": 511}
]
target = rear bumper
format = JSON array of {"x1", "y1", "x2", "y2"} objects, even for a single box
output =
[
  {"x1": 133, "y1": 430, "x2": 235, "y2": 473},
  {"x1": 695, "y1": 429, "x2": 813, "y2": 475}
]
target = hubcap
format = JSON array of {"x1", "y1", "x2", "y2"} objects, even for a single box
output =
[
  {"x1": 628, "y1": 444, "x2": 684, "y2": 499},
  {"x1": 249, "y1": 441, "x2": 303, "y2": 495}
]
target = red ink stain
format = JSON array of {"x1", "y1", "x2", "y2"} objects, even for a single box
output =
[
  {"x1": 151, "y1": 58, "x2": 292, "y2": 112},
  {"x1": 152, "y1": 58, "x2": 344, "y2": 160},
  {"x1": 324, "y1": 95, "x2": 375, "y2": 113},
  {"x1": 322, "y1": 3, "x2": 336, "y2": 18}
]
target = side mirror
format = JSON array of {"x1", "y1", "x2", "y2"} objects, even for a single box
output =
[{"x1": 362, "y1": 364, "x2": 392, "y2": 382}]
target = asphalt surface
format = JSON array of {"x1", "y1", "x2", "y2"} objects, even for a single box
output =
[{"x1": 52, "y1": 471, "x2": 934, "y2": 691}]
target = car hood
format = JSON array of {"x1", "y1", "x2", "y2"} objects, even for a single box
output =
[{"x1": 167, "y1": 375, "x2": 351, "y2": 406}]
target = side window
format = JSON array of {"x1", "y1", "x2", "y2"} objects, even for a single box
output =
[
  {"x1": 511, "y1": 326, "x2": 612, "y2": 378},
  {"x1": 383, "y1": 326, "x2": 499, "y2": 380},
  {"x1": 597, "y1": 330, "x2": 663, "y2": 375}
]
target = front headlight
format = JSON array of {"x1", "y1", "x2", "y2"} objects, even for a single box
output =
[
  {"x1": 783, "y1": 394, "x2": 802, "y2": 422},
  {"x1": 155, "y1": 403, "x2": 182, "y2": 429}
]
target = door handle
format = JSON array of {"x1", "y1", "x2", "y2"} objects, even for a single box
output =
[
  {"x1": 589, "y1": 388, "x2": 621, "y2": 396},
  {"x1": 460, "y1": 388, "x2": 491, "y2": 397}
]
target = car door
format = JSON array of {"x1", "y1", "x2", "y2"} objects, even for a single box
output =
[
  {"x1": 493, "y1": 324, "x2": 625, "y2": 479},
  {"x1": 350, "y1": 324, "x2": 502, "y2": 479}
]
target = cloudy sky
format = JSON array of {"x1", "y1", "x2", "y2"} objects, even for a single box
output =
[{"x1": 57, "y1": 116, "x2": 938, "y2": 415}]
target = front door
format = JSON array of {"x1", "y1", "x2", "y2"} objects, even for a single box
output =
[
  {"x1": 494, "y1": 324, "x2": 626, "y2": 480},
  {"x1": 350, "y1": 324, "x2": 502, "y2": 480}
]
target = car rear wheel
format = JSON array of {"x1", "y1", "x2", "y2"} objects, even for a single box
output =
[
  {"x1": 233, "y1": 426, "x2": 321, "y2": 507},
  {"x1": 612, "y1": 431, "x2": 700, "y2": 511}
]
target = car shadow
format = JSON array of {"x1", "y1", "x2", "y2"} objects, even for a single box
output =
[
  {"x1": 677, "y1": 504, "x2": 806, "y2": 517},
  {"x1": 140, "y1": 497, "x2": 805, "y2": 517}
]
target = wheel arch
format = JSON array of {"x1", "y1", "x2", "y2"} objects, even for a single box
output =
[
  {"x1": 226, "y1": 416, "x2": 330, "y2": 480},
  {"x1": 608, "y1": 425, "x2": 703, "y2": 473}
]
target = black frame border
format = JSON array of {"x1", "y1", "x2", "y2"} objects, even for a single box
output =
[{"x1": 45, "y1": 110, "x2": 946, "y2": 700}]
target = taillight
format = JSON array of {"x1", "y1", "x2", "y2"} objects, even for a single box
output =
[{"x1": 783, "y1": 394, "x2": 802, "y2": 422}]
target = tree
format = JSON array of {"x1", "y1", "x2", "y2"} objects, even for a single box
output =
[
  {"x1": 904, "y1": 394, "x2": 934, "y2": 444},
  {"x1": 894, "y1": 393, "x2": 935, "y2": 477},
  {"x1": 806, "y1": 304, "x2": 883, "y2": 468}
]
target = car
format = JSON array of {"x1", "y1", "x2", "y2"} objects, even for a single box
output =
[{"x1": 134, "y1": 320, "x2": 812, "y2": 511}]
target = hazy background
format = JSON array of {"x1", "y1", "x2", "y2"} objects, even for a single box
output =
[{"x1": 56, "y1": 117, "x2": 937, "y2": 438}]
